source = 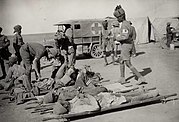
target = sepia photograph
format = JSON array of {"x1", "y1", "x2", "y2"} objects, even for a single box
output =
[{"x1": 0, "y1": 0, "x2": 179, "y2": 122}]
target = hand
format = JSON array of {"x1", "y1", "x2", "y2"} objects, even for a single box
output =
[
  {"x1": 11, "y1": 53, "x2": 16, "y2": 57},
  {"x1": 37, "y1": 73, "x2": 42, "y2": 81}
]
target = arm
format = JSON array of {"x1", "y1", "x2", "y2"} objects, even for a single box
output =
[
  {"x1": 3, "y1": 36, "x2": 10, "y2": 48},
  {"x1": 33, "y1": 58, "x2": 41, "y2": 79},
  {"x1": 12, "y1": 34, "x2": 19, "y2": 54},
  {"x1": 132, "y1": 27, "x2": 137, "y2": 40},
  {"x1": 3, "y1": 67, "x2": 13, "y2": 82}
]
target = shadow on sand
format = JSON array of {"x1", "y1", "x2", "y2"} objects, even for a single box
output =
[
  {"x1": 136, "y1": 51, "x2": 145, "y2": 57},
  {"x1": 126, "y1": 67, "x2": 152, "y2": 81}
]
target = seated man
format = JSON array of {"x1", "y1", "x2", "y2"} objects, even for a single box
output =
[{"x1": 0, "y1": 56, "x2": 29, "y2": 91}]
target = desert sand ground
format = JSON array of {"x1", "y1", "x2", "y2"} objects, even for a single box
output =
[{"x1": 0, "y1": 42, "x2": 179, "y2": 122}]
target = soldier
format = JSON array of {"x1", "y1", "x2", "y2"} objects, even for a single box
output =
[
  {"x1": 64, "y1": 25, "x2": 76, "y2": 67},
  {"x1": 54, "y1": 28, "x2": 76, "y2": 67},
  {"x1": 166, "y1": 22, "x2": 174, "y2": 48},
  {"x1": 12, "y1": 25, "x2": 24, "y2": 64},
  {"x1": 100, "y1": 20, "x2": 109, "y2": 66},
  {"x1": 113, "y1": 5, "x2": 146, "y2": 85},
  {"x1": 0, "y1": 27, "x2": 11, "y2": 79},
  {"x1": 0, "y1": 56, "x2": 27, "y2": 91},
  {"x1": 100, "y1": 20, "x2": 117, "y2": 66},
  {"x1": 20, "y1": 42, "x2": 49, "y2": 91}
]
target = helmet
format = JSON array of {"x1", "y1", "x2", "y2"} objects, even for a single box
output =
[
  {"x1": 13, "y1": 25, "x2": 22, "y2": 33},
  {"x1": 112, "y1": 21, "x2": 119, "y2": 27}
]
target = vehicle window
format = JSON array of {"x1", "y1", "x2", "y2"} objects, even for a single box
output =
[{"x1": 74, "y1": 24, "x2": 80, "y2": 29}]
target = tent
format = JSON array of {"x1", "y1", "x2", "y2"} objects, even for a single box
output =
[
  {"x1": 127, "y1": 17, "x2": 156, "y2": 44},
  {"x1": 152, "y1": 17, "x2": 179, "y2": 41}
]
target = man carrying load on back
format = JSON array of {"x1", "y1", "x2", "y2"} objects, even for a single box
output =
[{"x1": 113, "y1": 5, "x2": 147, "y2": 85}]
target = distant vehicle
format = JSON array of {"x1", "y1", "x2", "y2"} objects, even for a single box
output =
[{"x1": 43, "y1": 18, "x2": 117, "y2": 58}]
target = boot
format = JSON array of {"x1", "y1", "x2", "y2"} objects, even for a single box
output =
[
  {"x1": 136, "y1": 76, "x2": 147, "y2": 85},
  {"x1": 118, "y1": 77, "x2": 127, "y2": 84},
  {"x1": 111, "y1": 54, "x2": 118, "y2": 65}
]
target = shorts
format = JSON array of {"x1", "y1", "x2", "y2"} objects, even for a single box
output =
[
  {"x1": 121, "y1": 43, "x2": 132, "y2": 61},
  {"x1": 102, "y1": 39, "x2": 115, "y2": 53}
]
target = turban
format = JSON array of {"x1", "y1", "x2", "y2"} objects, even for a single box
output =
[{"x1": 113, "y1": 5, "x2": 125, "y2": 18}]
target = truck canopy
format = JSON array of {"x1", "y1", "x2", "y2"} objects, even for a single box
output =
[{"x1": 54, "y1": 18, "x2": 116, "y2": 38}]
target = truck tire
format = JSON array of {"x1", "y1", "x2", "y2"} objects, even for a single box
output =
[{"x1": 90, "y1": 44, "x2": 103, "y2": 58}]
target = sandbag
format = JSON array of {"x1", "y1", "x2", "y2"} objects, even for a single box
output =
[
  {"x1": 43, "y1": 91, "x2": 54, "y2": 104},
  {"x1": 53, "y1": 101, "x2": 68, "y2": 115}
]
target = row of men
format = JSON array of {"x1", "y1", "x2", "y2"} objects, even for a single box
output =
[{"x1": 0, "y1": 5, "x2": 147, "y2": 94}]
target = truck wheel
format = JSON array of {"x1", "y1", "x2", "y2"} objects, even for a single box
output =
[{"x1": 90, "y1": 44, "x2": 103, "y2": 58}]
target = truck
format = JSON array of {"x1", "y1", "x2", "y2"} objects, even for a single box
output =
[{"x1": 43, "y1": 17, "x2": 117, "y2": 58}]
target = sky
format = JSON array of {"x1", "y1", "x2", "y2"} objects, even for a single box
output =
[{"x1": 0, "y1": 0, "x2": 179, "y2": 35}]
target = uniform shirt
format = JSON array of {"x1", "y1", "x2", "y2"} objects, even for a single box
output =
[
  {"x1": 166, "y1": 26, "x2": 173, "y2": 36},
  {"x1": 56, "y1": 37, "x2": 73, "y2": 52},
  {"x1": 100, "y1": 29, "x2": 110, "y2": 44},
  {"x1": 0, "y1": 34, "x2": 11, "y2": 59},
  {"x1": 0, "y1": 34, "x2": 10, "y2": 48},
  {"x1": 13, "y1": 32, "x2": 24, "y2": 46},
  {"x1": 28, "y1": 43, "x2": 46, "y2": 61},
  {"x1": 116, "y1": 20, "x2": 133, "y2": 44},
  {"x1": 23, "y1": 43, "x2": 47, "y2": 61},
  {"x1": 54, "y1": 31, "x2": 66, "y2": 49},
  {"x1": 13, "y1": 32, "x2": 24, "y2": 54}
]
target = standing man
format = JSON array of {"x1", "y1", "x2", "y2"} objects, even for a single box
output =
[
  {"x1": 166, "y1": 22, "x2": 174, "y2": 48},
  {"x1": 13, "y1": 25, "x2": 24, "y2": 64},
  {"x1": 64, "y1": 24, "x2": 76, "y2": 67},
  {"x1": 113, "y1": 5, "x2": 146, "y2": 85},
  {"x1": 100, "y1": 20, "x2": 117, "y2": 66},
  {"x1": 129, "y1": 21, "x2": 137, "y2": 57},
  {"x1": 20, "y1": 42, "x2": 49, "y2": 91},
  {"x1": 0, "y1": 27, "x2": 11, "y2": 79},
  {"x1": 100, "y1": 20, "x2": 109, "y2": 66}
]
